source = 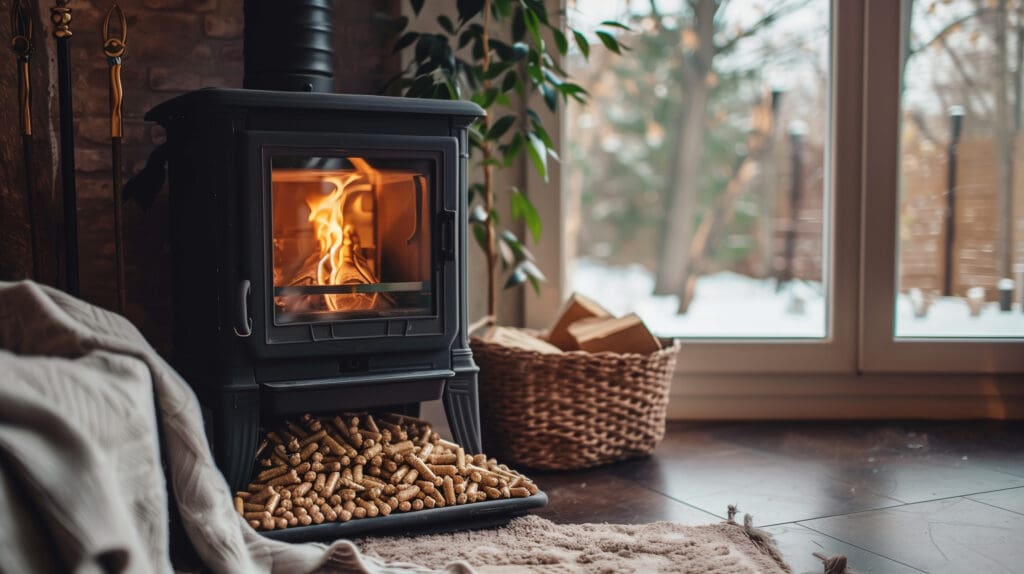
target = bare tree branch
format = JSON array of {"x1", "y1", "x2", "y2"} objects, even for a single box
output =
[
  {"x1": 938, "y1": 36, "x2": 996, "y2": 117},
  {"x1": 908, "y1": 7, "x2": 992, "y2": 57},
  {"x1": 714, "y1": 0, "x2": 808, "y2": 55},
  {"x1": 909, "y1": 110, "x2": 941, "y2": 147}
]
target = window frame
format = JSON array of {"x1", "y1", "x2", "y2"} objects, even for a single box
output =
[
  {"x1": 533, "y1": 0, "x2": 1023, "y2": 382},
  {"x1": 859, "y1": 0, "x2": 1024, "y2": 374}
]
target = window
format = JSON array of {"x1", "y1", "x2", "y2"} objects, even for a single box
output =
[
  {"x1": 566, "y1": 0, "x2": 831, "y2": 339},
  {"x1": 544, "y1": 0, "x2": 1024, "y2": 380},
  {"x1": 896, "y1": 0, "x2": 1024, "y2": 339}
]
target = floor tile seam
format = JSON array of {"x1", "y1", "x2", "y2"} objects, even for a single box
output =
[
  {"x1": 898, "y1": 485, "x2": 1024, "y2": 507},
  {"x1": 969, "y1": 463, "x2": 1024, "y2": 480},
  {"x1": 754, "y1": 499, "x2": 908, "y2": 528},
  {"x1": 787, "y1": 491, "x2": 1020, "y2": 526},
  {"x1": 617, "y1": 478, "x2": 729, "y2": 521},
  {"x1": 791, "y1": 521, "x2": 930, "y2": 573},
  {"x1": 963, "y1": 495, "x2": 1024, "y2": 517}
]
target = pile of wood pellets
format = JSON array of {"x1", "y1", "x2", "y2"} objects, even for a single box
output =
[{"x1": 234, "y1": 412, "x2": 539, "y2": 531}]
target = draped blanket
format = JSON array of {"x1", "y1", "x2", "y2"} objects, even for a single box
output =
[{"x1": 0, "y1": 281, "x2": 469, "y2": 574}]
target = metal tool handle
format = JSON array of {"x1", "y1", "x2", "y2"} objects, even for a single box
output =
[
  {"x1": 102, "y1": 1, "x2": 126, "y2": 138},
  {"x1": 10, "y1": 0, "x2": 33, "y2": 137}
]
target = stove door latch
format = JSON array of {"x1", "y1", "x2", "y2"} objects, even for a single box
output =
[
  {"x1": 234, "y1": 279, "x2": 253, "y2": 338},
  {"x1": 438, "y1": 209, "x2": 456, "y2": 263}
]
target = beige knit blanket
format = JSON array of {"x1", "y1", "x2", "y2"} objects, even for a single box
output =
[{"x1": 0, "y1": 281, "x2": 470, "y2": 574}]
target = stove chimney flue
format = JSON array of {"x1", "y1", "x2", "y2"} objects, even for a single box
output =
[{"x1": 244, "y1": 0, "x2": 335, "y2": 93}]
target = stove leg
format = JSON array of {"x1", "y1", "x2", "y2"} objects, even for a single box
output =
[
  {"x1": 214, "y1": 385, "x2": 260, "y2": 491},
  {"x1": 442, "y1": 369, "x2": 481, "y2": 453}
]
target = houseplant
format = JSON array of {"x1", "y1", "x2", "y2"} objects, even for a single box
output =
[
  {"x1": 390, "y1": 0, "x2": 626, "y2": 327},
  {"x1": 393, "y1": 1, "x2": 680, "y2": 471}
]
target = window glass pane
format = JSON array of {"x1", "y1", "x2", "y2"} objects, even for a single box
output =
[
  {"x1": 897, "y1": 1, "x2": 1024, "y2": 338},
  {"x1": 271, "y1": 155, "x2": 434, "y2": 324},
  {"x1": 565, "y1": 0, "x2": 831, "y2": 338}
]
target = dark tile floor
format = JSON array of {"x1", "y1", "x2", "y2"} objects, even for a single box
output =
[{"x1": 529, "y1": 421, "x2": 1024, "y2": 574}]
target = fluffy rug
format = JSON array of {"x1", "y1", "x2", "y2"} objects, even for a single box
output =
[{"x1": 358, "y1": 514, "x2": 792, "y2": 573}]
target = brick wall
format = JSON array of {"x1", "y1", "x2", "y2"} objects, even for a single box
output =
[{"x1": 0, "y1": 1, "x2": 399, "y2": 354}]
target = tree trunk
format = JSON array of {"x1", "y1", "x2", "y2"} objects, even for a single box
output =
[
  {"x1": 653, "y1": 0, "x2": 718, "y2": 308},
  {"x1": 995, "y1": 0, "x2": 1014, "y2": 280}
]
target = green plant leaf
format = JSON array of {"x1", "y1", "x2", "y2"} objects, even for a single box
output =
[
  {"x1": 526, "y1": 62, "x2": 544, "y2": 84},
  {"x1": 501, "y1": 70, "x2": 519, "y2": 93},
  {"x1": 457, "y1": 0, "x2": 485, "y2": 22},
  {"x1": 393, "y1": 32, "x2": 419, "y2": 54},
  {"x1": 511, "y1": 188, "x2": 542, "y2": 243},
  {"x1": 414, "y1": 35, "x2": 433, "y2": 62},
  {"x1": 504, "y1": 265, "x2": 528, "y2": 289},
  {"x1": 540, "y1": 83, "x2": 557, "y2": 111},
  {"x1": 519, "y1": 260, "x2": 546, "y2": 294},
  {"x1": 500, "y1": 229, "x2": 520, "y2": 251},
  {"x1": 502, "y1": 132, "x2": 525, "y2": 166},
  {"x1": 469, "y1": 204, "x2": 489, "y2": 223},
  {"x1": 487, "y1": 114, "x2": 517, "y2": 140},
  {"x1": 520, "y1": 259, "x2": 546, "y2": 281},
  {"x1": 410, "y1": 0, "x2": 425, "y2": 15},
  {"x1": 458, "y1": 23, "x2": 482, "y2": 49},
  {"x1": 511, "y1": 8, "x2": 526, "y2": 41},
  {"x1": 526, "y1": 131, "x2": 548, "y2": 181},
  {"x1": 472, "y1": 221, "x2": 488, "y2": 251},
  {"x1": 497, "y1": 238, "x2": 515, "y2": 268},
  {"x1": 530, "y1": 119, "x2": 554, "y2": 149},
  {"x1": 595, "y1": 31, "x2": 621, "y2": 54},
  {"x1": 492, "y1": 0, "x2": 511, "y2": 18},
  {"x1": 573, "y1": 30, "x2": 590, "y2": 58},
  {"x1": 552, "y1": 28, "x2": 569, "y2": 55},
  {"x1": 488, "y1": 39, "x2": 516, "y2": 61},
  {"x1": 437, "y1": 15, "x2": 455, "y2": 34},
  {"x1": 512, "y1": 42, "x2": 530, "y2": 61},
  {"x1": 523, "y1": 8, "x2": 544, "y2": 50},
  {"x1": 522, "y1": 0, "x2": 549, "y2": 24},
  {"x1": 599, "y1": 20, "x2": 630, "y2": 30}
]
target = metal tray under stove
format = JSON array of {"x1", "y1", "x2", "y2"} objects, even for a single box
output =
[{"x1": 260, "y1": 491, "x2": 548, "y2": 542}]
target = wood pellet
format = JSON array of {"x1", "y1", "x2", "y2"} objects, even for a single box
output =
[{"x1": 234, "y1": 412, "x2": 538, "y2": 531}]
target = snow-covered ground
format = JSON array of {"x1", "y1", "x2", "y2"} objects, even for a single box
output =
[{"x1": 570, "y1": 258, "x2": 1024, "y2": 339}]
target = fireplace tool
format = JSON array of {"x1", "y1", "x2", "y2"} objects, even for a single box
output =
[
  {"x1": 9, "y1": 0, "x2": 40, "y2": 280},
  {"x1": 102, "y1": 0, "x2": 127, "y2": 313},
  {"x1": 51, "y1": 0, "x2": 78, "y2": 295}
]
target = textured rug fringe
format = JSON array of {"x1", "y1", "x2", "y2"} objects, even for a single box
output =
[
  {"x1": 814, "y1": 552, "x2": 854, "y2": 574},
  {"x1": 727, "y1": 506, "x2": 791, "y2": 573}
]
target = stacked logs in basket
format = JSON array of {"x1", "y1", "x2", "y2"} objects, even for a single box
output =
[{"x1": 233, "y1": 413, "x2": 539, "y2": 531}]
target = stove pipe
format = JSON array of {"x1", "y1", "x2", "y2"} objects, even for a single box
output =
[{"x1": 243, "y1": 0, "x2": 335, "y2": 92}]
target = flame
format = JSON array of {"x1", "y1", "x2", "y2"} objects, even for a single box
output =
[
  {"x1": 302, "y1": 171, "x2": 380, "y2": 312},
  {"x1": 273, "y1": 159, "x2": 402, "y2": 316}
]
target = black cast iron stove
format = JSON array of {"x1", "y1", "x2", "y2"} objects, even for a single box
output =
[{"x1": 145, "y1": 1, "x2": 486, "y2": 492}]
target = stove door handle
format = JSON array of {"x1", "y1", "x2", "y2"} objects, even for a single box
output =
[
  {"x1": 234, "y1": 279, "x2": 253, "y2": 338},
  {"x1": 439, "y1": 210, "x2": 456, "y2": 262}
]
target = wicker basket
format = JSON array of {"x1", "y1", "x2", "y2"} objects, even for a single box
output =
[{"x1": 471, "y1": 332, "x2": 680, "y2": 471}]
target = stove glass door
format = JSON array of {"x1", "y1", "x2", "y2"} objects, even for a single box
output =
[{"x1": 270, "y1": 155, "x2": 434, "y2": 324}]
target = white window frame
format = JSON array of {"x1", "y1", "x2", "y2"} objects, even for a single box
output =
[
  {"x1": 860, "y1": 0, "x2": 1024, "y2": 374},
  {"x1": 531, "y1": 0, "x2": 866, "y2": 375},
  {"x1": 526, "y1": 0, "x2": 1024, "y2": 417}
]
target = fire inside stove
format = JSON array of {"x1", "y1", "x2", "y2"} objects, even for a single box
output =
[{"x1": 271, "y1": 155, "x2": 433, "y2": 324}]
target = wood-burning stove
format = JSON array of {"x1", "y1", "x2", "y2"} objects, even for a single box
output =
[{"x1": 146, "y1": 89, "x2": 485, "y2": 491}]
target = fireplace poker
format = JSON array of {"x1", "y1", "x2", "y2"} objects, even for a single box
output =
[
  {"x1": 10, "y1": 0, "x2": 40, "y2": 280},
  {"x1": 103, "y1": 1, "x2": 126, "y2": 313},
  {"x1": 51, "y1": 0, "x2": 78, "y2": 295}
]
